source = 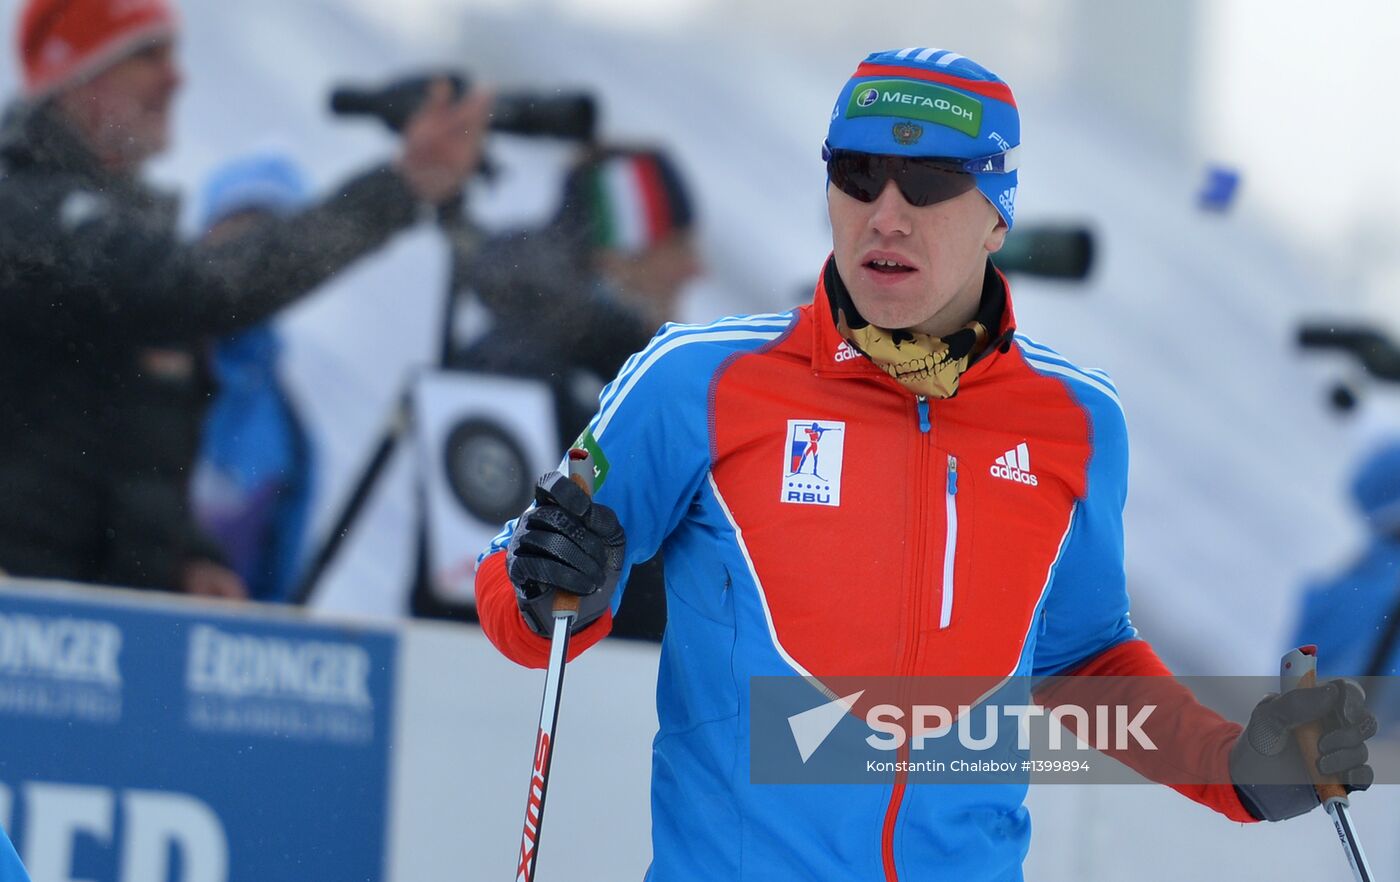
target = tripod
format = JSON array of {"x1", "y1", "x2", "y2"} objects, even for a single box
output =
[{"x1": 291, "y1": 202, "x2": 484, "y2": 619}]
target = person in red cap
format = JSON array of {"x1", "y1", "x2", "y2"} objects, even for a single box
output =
[
  {"x1": 0, "y1": 0, "x2": 491, "y2": 597},
  {"x1": 16, "y1": 0, "x2": 182, "y2": 171}
]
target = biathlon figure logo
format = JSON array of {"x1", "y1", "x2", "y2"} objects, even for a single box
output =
[
  {"x1": 781, "y1": 419, "x2": 846, "y2": 507},
  {"x1": 790, "y1": 422, "x2": 827, "y2": 476}
]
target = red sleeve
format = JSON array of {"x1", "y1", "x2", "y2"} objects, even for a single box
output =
[
  {"x1": 474, "y1": 551, "x2": 613, "y2": 669},
  {"x1": 1037, "y1": 639, "x2": 1257, "y2": 823}
]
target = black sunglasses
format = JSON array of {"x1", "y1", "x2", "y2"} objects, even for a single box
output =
[{"x1": 825, "y1": 148, "x2": 980, "y2": 208}]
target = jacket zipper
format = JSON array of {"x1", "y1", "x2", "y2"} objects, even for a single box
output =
[
  {"x1": 879, "y1": 400, "x2": 935, "y2": 882},
  {"x1": 884, "y1": 408, "x2": 962, "y2": 877},
  {"x1": 883, "y1": 396, "x2": 939, "y2": 881},
  {"x1": 880, "y1": 740, "x2": 910, "y2": 882},
  {"x1": 940, "y1": 454, "x2": 958, "y2": 629}
]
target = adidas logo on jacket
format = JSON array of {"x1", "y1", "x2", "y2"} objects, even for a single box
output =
[{"x1": 990, "y1": 442, "x2": 1038, "y2": 486}]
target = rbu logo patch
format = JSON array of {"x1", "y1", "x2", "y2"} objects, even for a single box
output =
[{"x1": 781, "y1": 419, "x2": 845, "y2": 507}]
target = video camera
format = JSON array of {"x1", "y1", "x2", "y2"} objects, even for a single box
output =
[
  {"x1": 1297, "y1": 321, "x2": 1400, "y2": 413},
  {"x1": 330, "y1": 71, "x2": 597, "y2": 141},
  {"x1": 1298, "y1": 323, "x2": 1400, "y2": 383},
  {"x1": 995, "y1": 224, "x2": 1095, "y2": 281}
]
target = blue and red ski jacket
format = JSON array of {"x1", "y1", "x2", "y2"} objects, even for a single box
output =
[{"x1": 478, "y1": 263, "x2": 1255, "y2": 880}]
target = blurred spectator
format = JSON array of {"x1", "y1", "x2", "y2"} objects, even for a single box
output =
[
  {"x1": 554, "y1": 145, "x2": 703, "y2": 331},
  {"x1": 189, "y1": 151, "x2": 316, "y2": 603},
  {"x1": 456, "y1": 146, "x2": 702, "y2": 442},
  {"x1": 1292, "y1": 439, "x2": 1400, "y2": 723},
  {"x1": 0, "y1": 0, "x2": 488, "y2": 596},
  {"x1": 454, "y1": 146, "x2": 702, "y2": 639}
]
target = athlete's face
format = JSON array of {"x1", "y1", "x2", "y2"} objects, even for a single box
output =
[{"x1": 828, "y1": 179, "x2": 1006, "y2": 337}]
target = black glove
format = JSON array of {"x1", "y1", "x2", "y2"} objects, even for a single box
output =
[
  {"x1": 506, "y1": 471, "x2": 626, "y2": 637},
  {"x1": 1229, "y1": 679, "x2": 1377, "y2": 821}
]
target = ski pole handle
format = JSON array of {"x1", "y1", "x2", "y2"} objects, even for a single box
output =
[
  {"x1": 565, "y1": 447, "x2": 594, "y2": 494},
  {"x1": 552, "y1": 592, "x2": 582, "y2": 615},
  {"x1": 549, "y1": 449, "x2": 595, "y2": 618},
  {"x1": 1280, "y1": 645, "x2": 1349, "y2": 804}
]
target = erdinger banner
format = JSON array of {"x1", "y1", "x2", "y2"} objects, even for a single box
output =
[
  {"x1": 0, "y1": 582, "x2": 395, "y2": 881},
  {"x1": 413, "y1": 372, "x2": 559, "y2": 608}
]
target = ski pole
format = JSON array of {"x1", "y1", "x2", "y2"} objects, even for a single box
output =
[
  {"x1": 515, "y1": 448, "x2": 595, "y2": 882},
  {"x1": 1280, "y1": 645, "x2": 1375, "y2": 882}
]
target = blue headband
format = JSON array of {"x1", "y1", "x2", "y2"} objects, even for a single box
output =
[{"x1": 826, "y1": 48, "x2": 1020, "y2": 227}]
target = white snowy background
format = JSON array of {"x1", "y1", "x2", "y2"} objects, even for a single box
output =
[{"x1": 3, "y1": 0, "x2": 1400, "y2": 878}]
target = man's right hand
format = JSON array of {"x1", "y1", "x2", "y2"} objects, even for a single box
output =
[
  {"x1": 506, "y1": 471, "x2": 626, "y2": 637},
  {"x1": 396, "y1": 79, "x2": 491, "y2": 206}
]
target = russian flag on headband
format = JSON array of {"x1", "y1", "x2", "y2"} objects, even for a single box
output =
[{"x1": 849, "y1": 61, "x2": 1018, "y2": 107}]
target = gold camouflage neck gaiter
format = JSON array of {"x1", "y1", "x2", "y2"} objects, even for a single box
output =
[{"x1": 823, "y1": 257, "x2": 1005, "y2": 399}]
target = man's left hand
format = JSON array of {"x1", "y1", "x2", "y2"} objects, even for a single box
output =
[{"x1": 1230, "y1": 679, "x2": 1378, "y2": 821}]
